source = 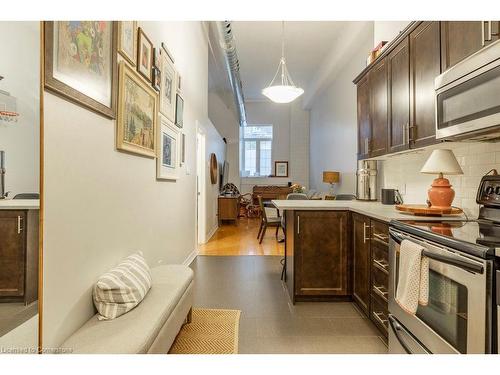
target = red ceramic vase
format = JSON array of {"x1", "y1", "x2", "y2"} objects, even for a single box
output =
[{"x1": 428, "y1": 176, "x2": 455, "y2": 209}]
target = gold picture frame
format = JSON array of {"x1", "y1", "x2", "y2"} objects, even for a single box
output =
[
  {"x1": 117, "y1": 21, "x2": 137, "y2": 66},
  {"x1": 44, "y1": 21, "x2": 118, "y2": 119},
  {"x1": 116, "y1": 61, "x2": 158, "y2": 158}
]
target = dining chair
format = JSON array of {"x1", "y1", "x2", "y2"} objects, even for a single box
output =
[{"x1": 257, "y1": 196, "x2": 282, "y2": 244}]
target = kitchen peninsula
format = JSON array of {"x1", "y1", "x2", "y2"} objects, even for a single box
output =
[{"x1": 273, "y1": 199, "x2": 465, "y2": 338}]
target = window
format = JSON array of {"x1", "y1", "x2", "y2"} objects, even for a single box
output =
[{"x1": 241, "y1": 125, "x2": 273, "y2": 177}]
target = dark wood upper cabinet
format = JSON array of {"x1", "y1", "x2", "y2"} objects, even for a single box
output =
[
  {"x1": 369, "y1": 59, "x2": 388, "y2": 157},
  {"x1": 294, "y1": 211, "x2": 350, "y2": 297},
  {"x1": 352, "y1": 213, "x2": 371, "y2": 316},
  {"x1": 409, "y1": 21, "x2": 441, "y2": 149},
  {"x1": 0, "y1": 211, "x2": 26, "y2": 298},
  {"x1": 387, "y1": 36, "x2": 410, "y2": 153},
  {"x1": 357, "y1": 75, "x2": 371, "y2": 159},
  {"x1": 441, "y1": 21, "x2": 500, "y2": 71}
]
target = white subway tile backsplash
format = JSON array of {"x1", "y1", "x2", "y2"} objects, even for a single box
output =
[{"x1": 382, "y1": 142, "x2": 500, "y2": 217}]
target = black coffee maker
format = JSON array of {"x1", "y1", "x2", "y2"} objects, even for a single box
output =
[{"x1": 381, "y1": 188, "x2": 403, "y2": 205}]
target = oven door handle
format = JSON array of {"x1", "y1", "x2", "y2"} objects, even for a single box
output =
[
  {"x1": 421, "y1": 249, "x2": 484, "y2": 274},
  {"x1": 390, "y1": 230, "x2": 484, "y2": 274},
  {"x1": 388, "y1": 315, "x2": 412, "y2": 354}
]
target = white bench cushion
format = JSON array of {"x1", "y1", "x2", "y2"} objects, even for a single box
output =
[{"x1": 61, "y1": 265, "x2": 193, "y2": 354}]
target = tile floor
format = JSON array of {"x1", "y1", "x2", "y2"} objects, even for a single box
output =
[{"x1": 190, "y1": 255, "x2": 387, "y2": 354}]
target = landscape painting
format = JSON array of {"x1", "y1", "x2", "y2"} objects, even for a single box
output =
[
  {"x1": 117, "y1": 62, "x2": 157, "y2": 158},
  {"x1": 44, "y1": 21, "x2": 117, "y2": 118}
]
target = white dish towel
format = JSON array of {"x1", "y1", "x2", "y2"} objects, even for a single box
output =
[{"x1": 395, "y1": 239, "x2": 429, "y2": 314}]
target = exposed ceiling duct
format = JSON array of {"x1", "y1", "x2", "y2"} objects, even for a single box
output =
[{"x1": 215, "y1": 21, "x2": 247, "y2": 127}]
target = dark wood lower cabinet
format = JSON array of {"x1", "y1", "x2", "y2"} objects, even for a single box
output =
[
  {"x1": 285, "y1": 211, "x2": 350, "y2": 302},
  {"x1": 0, "y1": 210, "x2": 39, "y2": 304},
  {"x1": 352, "y1": 213, "x2": 371, "y2": 316}
]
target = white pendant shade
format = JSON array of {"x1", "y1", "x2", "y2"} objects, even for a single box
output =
[
  {"x1": 420, "y1": 149, "x2": 464, "y2": 175},
  {"x1": 262, "y1": 85, "x2": 304, "y2": 104},
  {"x1": 261, "y1": 22, "x2": 304, "y2": 104}
]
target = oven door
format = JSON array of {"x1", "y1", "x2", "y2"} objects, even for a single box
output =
[{"x1": 389, "y1": 228, "x2": 491, "y2": 354}]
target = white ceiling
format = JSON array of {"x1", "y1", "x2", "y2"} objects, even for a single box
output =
[{"x1": 230, "y1": 21, "x2": 358, "y2": 101}]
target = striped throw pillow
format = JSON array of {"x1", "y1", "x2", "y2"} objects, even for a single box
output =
[{"x1": 93, "y1": 251, "x2": 152, "y2": 320}]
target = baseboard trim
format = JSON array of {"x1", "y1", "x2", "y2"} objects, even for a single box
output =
[
  {"x1": 183, "y1": 248, "x2": 199, "y2": 266},
  {"x1": 205, "y1": 224, "x2": 218, "y2": 243}
]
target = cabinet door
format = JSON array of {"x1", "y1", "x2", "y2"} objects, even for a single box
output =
[
  {"x1": 409, "y1": 21, "x2": 441, "y2": 149},
  {"x1": 295, "y1": 211, "x2": 349, "y2": 296},
  {"x1": 369, "y1": 58, "x2": 388, "y2": 157},
  {"x1": 441, "y1": 21, "x2": 500, "y2": 71},
  {"x1": 0, "y1": 211, "x2": 26, "y2": 297},
  {"x1": 357, "y1": 75, "x2": 371, "y2": 159},
  {"x1": 441, "y1": 21, "x2": 485, "y2": 71},
  {"x1": 352, "y1": 213, "x2": 371, "y2": 316},
  {"x1": 388, "y1": 37, "x2": 410, "y2": 153}
]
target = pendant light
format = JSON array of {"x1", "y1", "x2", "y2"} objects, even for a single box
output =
[{"x1": 262, "y1": 21, "x2": 304, "y2": 104}]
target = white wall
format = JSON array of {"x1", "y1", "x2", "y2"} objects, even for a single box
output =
[
  {"x1": 239, "y1": 100, "x2": 309, "y2": 194},
  {"x1": 381, "y1": 142, "x2": 500, "y2": 218},
  {"x1": 43, "y1": 21, "x2": 224, "y2": 348},
  {"x1": 309, "y1": 24, "x2": 373, "y2": 195},
  {"x1": 0, "y1": 21, "x2": 39, "y2": 197},
  {"x1": 373, "y1": 21, "x2": 411, "y2": 47}
]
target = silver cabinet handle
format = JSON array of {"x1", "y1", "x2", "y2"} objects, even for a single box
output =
[
  {"x1": 363, "y1": 222, "x2": 371, "y2": 243},
  {"x1": 373, "y1": 259, "x2": 389, "y2": 273},
  {"x1": 364, "y1": 138, "x2": 369, "y2": 154},
  {"x1": 373, "y1": 285, "x2": 389, "y2": 302},
  {"x1": 297, "y1": 215, "x2": 300, "y2": 235},
  {"x1": 17, "y1": 215, "x2": 22, "y2": 234},
  {"x1": 487, "y1": 21, "x2": 493, "y2": 41},
  {"x1": 404, "y1": 122, "x2": 409, "y2": 144},
  {"x1": 372, "y1": 232, "x2": 389, "y2": 245},
  {"x1": 372, "y1": 311, "x2": 388, "y2": 327},
  {"x1": 482, "y1": 21, "x2": 486, "y2": 46}
]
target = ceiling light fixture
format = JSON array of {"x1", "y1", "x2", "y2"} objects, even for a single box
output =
[{"x1": 262, "y1": 21, "x2": 304, "y2": 104}]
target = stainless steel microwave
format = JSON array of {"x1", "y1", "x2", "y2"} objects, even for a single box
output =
[{"x1": 435, "y1": 40, "x2": 500, "y2": 141}]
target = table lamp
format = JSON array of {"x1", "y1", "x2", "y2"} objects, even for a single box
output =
[
  {"x1": 323, "y1": 171, "x2": 340, "y2": 196},
  {"x1": 420, "y1": 149, "x2": 463, "y2": 209}
]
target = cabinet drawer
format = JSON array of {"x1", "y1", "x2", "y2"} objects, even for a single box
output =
[
  {"x1": 371, "y1": 220, "x2": 389, "y2": 246},
  {"x1": 371, "y1": 263, "x2": 389, "y2": 303},
  {"x1": 371, "y1": 292, "x2": 389, "y2": 336},
  {"x1": 371, "y1": 242, "x2": 389, "y2": 275}
]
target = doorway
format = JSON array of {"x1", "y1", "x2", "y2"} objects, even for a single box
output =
[{"x1": 196, "y1": 125, "x2": 206, "y2": 245}]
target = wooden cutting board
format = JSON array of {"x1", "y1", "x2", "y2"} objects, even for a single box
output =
[{"x1": 395, "y1": 204, "x2": 463, "y2": 216}]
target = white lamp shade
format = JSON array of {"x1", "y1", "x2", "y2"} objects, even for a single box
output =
[
  {"x1": 262, "y1": 85, "x2": 304, "y2": 104},
  {"x1": 420, "y1": 149, "x2": 463, "y2": 175}
]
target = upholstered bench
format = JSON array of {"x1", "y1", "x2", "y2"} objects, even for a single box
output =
[{"x1": 61, "y1": 265, "x2": 194, "y2": 354}]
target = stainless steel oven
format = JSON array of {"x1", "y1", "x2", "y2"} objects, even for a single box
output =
[
  {"x1": 435, "y1": 40, "x2": 500, "y2": 141},
  {"x1": 389, "y1": 228, "x2": 493, "y2": 354}
]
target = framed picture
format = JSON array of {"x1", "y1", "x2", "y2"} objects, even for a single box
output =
[
  {"x1": 177, "y1": 74, "x2": 182, "y2": 92},
  {"x1": 116, "y1": 62, "x2": 158, "y2": 158},
  {"x1": 117, "y1": 21, "x2": 137, "y2": 66},
  {"x1": 44, "y1": 21, "x2": 117, "y2": 119},
  {"x1": 161, "y1": 42, "x2": 175, "y2": 63},
  {"x1": 175, "y1": 93, "x2": 184, "y2": 128},
  {"x1": 159, "y1": 48, "x2": 176, "y2": 122},
  {"x1": 137, "y1": 27, "x2": 153, "y2": 82},
  {"x1": 152, "y1": 47, "x2": 160, "y2": 69},
  {"x1": 152, "y1": 66, "x2": 161, "y2": 92},
  {"x1": 275, "y1": 161, "x2": 289, "y2": 177},
  {"x1": 181, "y1": 133, "x2": 186, "y2": 165},
  {"x1": 157, "y1": 115, "x2": 180, "y2": 180}
]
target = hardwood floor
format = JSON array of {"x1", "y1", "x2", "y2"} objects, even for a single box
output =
[{"x1": 199, "y1": 217, "x2": 284, "y2": 256}]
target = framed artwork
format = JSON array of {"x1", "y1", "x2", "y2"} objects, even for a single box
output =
[
  {"x1": 117, "y1": 21, "x2": 137, "y2": 66},
  {"x1": 177, "y1": 74, "x2": 182, "y2": 92},
  {"x1": 152, "y1": 67, "x2": 161, "y2": 92},
  {"x1": 275, "y1": 161, "x2": 289, "y2": 177},
  {"x1": 175, "y1": 93, "x2": 184, "y2": 128},
  {"x1": 116, "y1": 62, "x2": 158, "y2": 158},
  {"x1": 44, "y1": 21, "x2": 117, "y2": 119},
  {"x1": 181, "y1": 133, "x2": 186, "y2": 165},
  {"x1": 159, "y1": 48, "x2": 176, "y2": 122},
  {"x1": 161, "y1": 42, "x2": 175, "y2": 63},
  {"x1": 137, "y1": 27, "x2": 153, "y2": 82},
  {"x1": 157, "y1": 115, "x2": 180, "y2": 180},
  {"x1": 152, "y1": 47, "x2": 160, "y2": 69}
]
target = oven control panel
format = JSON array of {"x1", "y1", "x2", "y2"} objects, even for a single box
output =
[{"x1": 477, "y1": 174, "x2": 500, "y2": 207}]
